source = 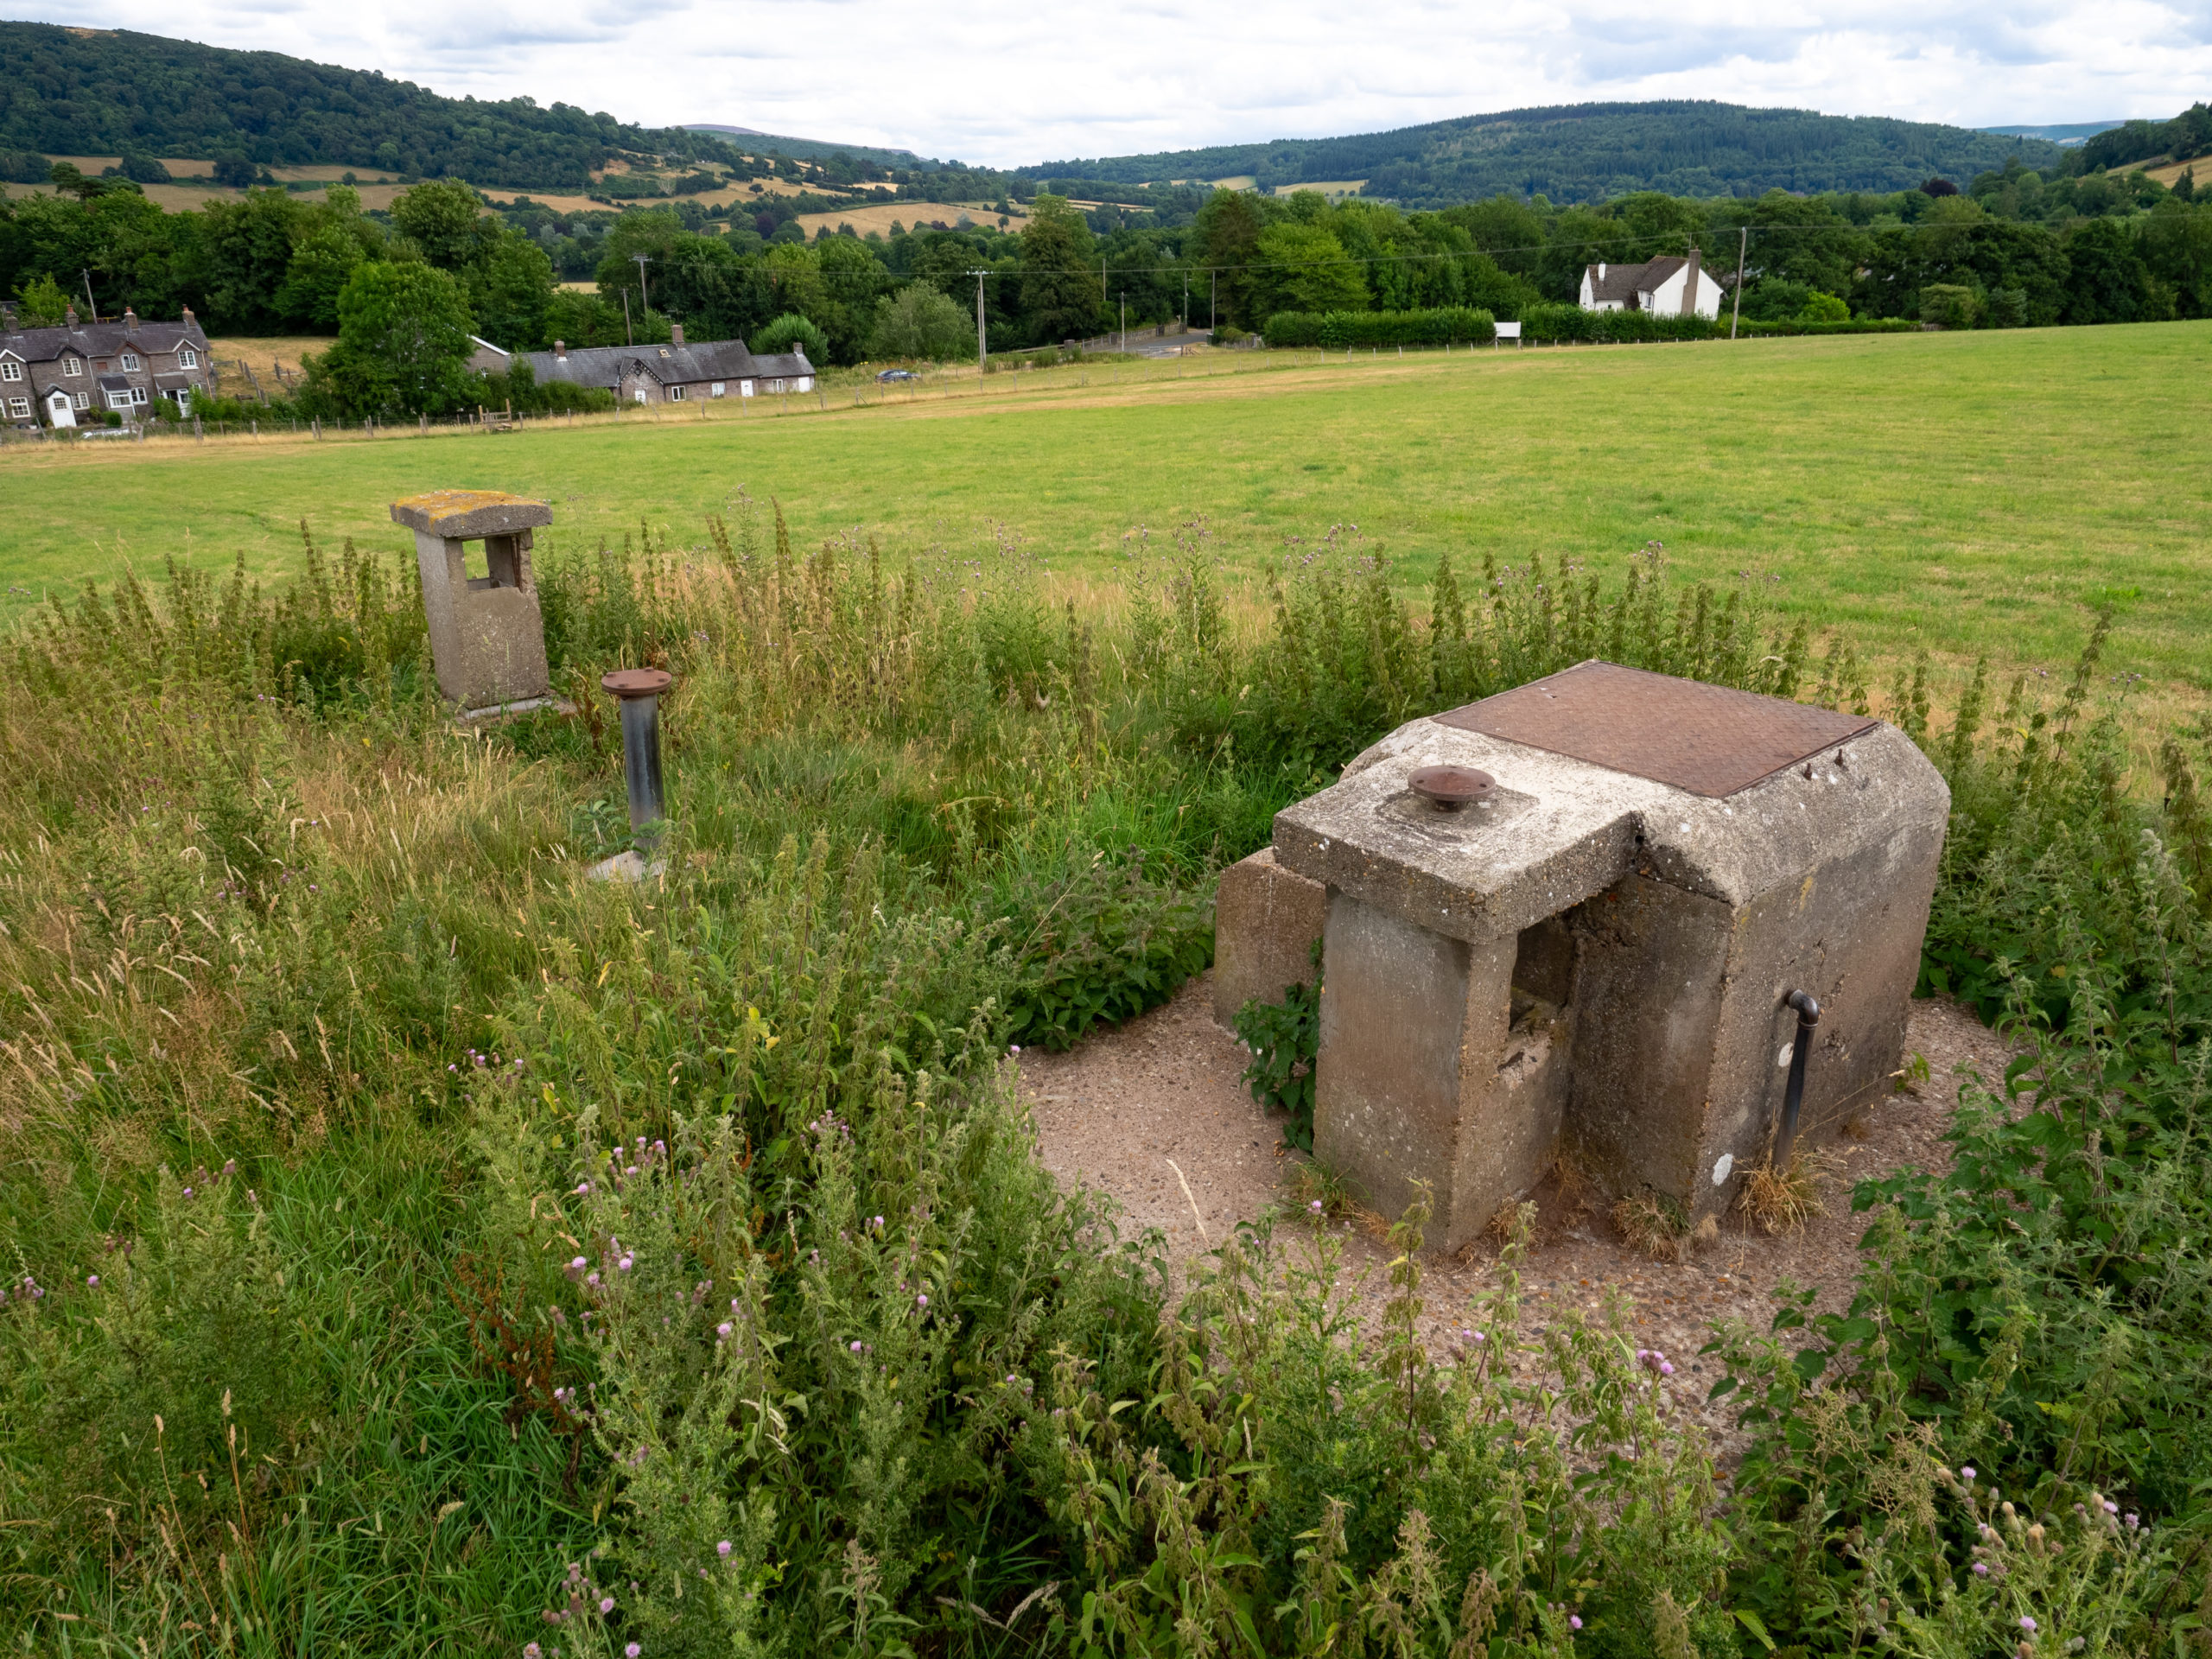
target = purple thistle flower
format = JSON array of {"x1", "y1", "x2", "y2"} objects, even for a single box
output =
[
  {"x1": 850, "y1": 1340, "x2": 863, "y2": 1352},
  {"x1": 618, "y1": 1255, "x2": 633, "y2": 1271},
  {"x1": 626, "y1": 1646, "x2": 640, "y2": 1658},
  {"x1": 1974, "y1": 1562, "x2": 1989, "y2": 1576},
  {"x1": 86, "y1": 1274, "x2": 99, "y2": 1287},
  {"x1": 599, "y1": 1596, "x2": 614, "y2": 1613},
  {"x1": 1570, "y1": 1616, "x2": 1582, "y2": 1630},
  {"x1": 525, "y1": 1645, "x2": 542, "y2": 1658},
  {"x1": 716, "y1": 1539, "x2": 732, "y2": 1558},
  {"x1": 916, "y1": 1293, "x2": 928, "y2": 1307},
  {"x1": 2020, "y1": 1617, "x2": 2037, "y2": 1633},
  {"x1": 1961, "y1": 1466, "x2": 1976, "y2": 1481},
  {"x1": 717, "y1": 1322, "x2": 733, "y2": 1338}
]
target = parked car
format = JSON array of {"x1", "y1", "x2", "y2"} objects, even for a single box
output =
[{"x1": 876, "y1": 369, "x2": 918, "y2": 383}]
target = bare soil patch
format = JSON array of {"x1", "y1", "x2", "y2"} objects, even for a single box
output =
[{"x1": 1021, "y1": 970, "x2": 2018, "y2": 1450}]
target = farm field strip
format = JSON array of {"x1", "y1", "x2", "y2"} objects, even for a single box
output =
[{"x1": 3, "y1": 324, "x2": 2207, "y2": 700}]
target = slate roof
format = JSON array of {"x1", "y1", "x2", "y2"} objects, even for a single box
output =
[
  {"x1": 519, "y1": 336, "x2": 812, "y2": 389},
  {"x1": 0, "y1": 315, "x2": 209, "y2": 365}
]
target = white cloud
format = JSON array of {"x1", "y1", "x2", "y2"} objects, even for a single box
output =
[{"x1": 34, "y1": 0, "x2": 2212, "y2": 165}]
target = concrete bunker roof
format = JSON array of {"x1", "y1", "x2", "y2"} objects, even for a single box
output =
[
  {"x1": 391, "y1": 490, "x2": 554, "y2": 539},
  {"x1": 1273, "y1": 664, "x2": 1948, "y2": 944}
]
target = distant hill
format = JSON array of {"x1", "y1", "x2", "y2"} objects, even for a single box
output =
[
  {"x1": 686, "y1": 124, "x2": 918, "y2": 168},
  {"x1": 1027, "y1": 100, "x2": 2067, "y2": 207},
  {"x1": 0, "y1": 21, "x2": 717, "y2": 190},
  {"x1": 1979, "y1": 121, "x2": 2129, "y2": 146}
]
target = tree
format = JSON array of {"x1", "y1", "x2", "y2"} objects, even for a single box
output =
[
  {"x1": 2139, "y1": 199, "x2": 2212, "y2": 316},
  {"x1": 868, "y1": 283, "x2": 974, "y2": 360},
  {"x1": 313, "y1": 262, "x2": 476, "y2": 416},
  {"x1": 390, "y1": 179, "x2": 486, "y2": 270},
  {"x1": 2063, "y1": 217, "x2": 2158, "y2": 323},
  {"x1": 1185, "y1": 188, "x2": 1268, "y2": 327},
  {"x1": 751, "y1": 312, "x2": 829, "y2": 362},
  {"x1": 1251, "y1": 222, "x2": 1368, "y2": 321},
  {"x1": 466, "y1": 232, "x2": 556, "y2": 349},
  {"x1": 1017, "y1": 194, "x2": 1102, "y2": 344},
  {"x1": 10, "y1": 271, "x2": 71, "y2": 324},
  {"x1": 175, "y1": 189, "x2": 308, "y2": 333}
]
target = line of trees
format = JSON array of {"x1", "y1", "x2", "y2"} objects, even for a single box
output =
[{"x1": 8, "y1": 156, "x2": 2210, "y2": 423}]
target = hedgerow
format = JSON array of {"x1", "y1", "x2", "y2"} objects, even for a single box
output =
[{"x1": 0, "y1": 506, "x2": 2206, "y2": 1654}]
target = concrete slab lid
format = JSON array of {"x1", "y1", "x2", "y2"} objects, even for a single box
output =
[
  {"x1": 390, "y1": 489, "x2": 554, "y2": 538},
  {"x1": 1433, "y1": 660, "x2": 1877, "y2": 798}
]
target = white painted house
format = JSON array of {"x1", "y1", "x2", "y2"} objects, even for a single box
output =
[{"x1": 1579, "y1": 251, "x2": 1722, "y2": 320}]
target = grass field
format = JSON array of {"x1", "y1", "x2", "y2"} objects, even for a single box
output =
[{"x1": 3, "y1": 322, "x2": 2208, "y2": 696}]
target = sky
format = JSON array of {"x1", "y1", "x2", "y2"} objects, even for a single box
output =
[{"x1": 23, "y1": 0, "x2": 2212, "y2": 165}]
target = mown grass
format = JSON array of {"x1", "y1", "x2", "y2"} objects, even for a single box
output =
[{"x1": 2, "y1": 323, "x2": 2208, "y2": 698}]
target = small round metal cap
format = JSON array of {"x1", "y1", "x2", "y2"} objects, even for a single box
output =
[
  {"x1": 601, "y1": 668, "x2": 674, "y2": 699},
  {"x1": 1408, "y1": 765, "x2": 1496, "y2": 810}
]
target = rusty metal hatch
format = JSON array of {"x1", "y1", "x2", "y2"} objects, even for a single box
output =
[{"x1": 1432, "y1": 660, "x2": 1878, "y2": 798}]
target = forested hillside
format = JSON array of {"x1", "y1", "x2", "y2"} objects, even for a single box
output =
[
  {"x1": 1033, "y1": 101, "x2": 2065, "y2": 206},
  {"x1": 0, "y1": 22, "x2": 717, "y2": 191}
]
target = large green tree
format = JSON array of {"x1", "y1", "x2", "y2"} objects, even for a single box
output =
[
  {"x1": 1251, "y1": 221, "x2": 1368, "y2": 321},
  {"x1": 1018, "y1": 194, "x2": 1103, "y2": 344},
  {"x1": 1185, "y1": 188, "x2": 1268, "y2": 327},
  {"x1": 311, "y1": 262, "x2": 476, "y2": 416},
  {"x1": 869, "y1": 283, "x2": 974, "y2": 360}
]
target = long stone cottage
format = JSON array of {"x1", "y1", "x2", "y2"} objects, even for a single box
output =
[
  {"x1": 1, "y1": 305, "x2": 217, "y2": 428},
  {"x1": 475, "y1": 324, "x2": 816, "y2": 405}
]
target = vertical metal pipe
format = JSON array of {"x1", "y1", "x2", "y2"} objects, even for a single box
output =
[
  {"x1": 1776, "y1": 989, "x2": 1821, "y2": 1165},
  {"x1": 601, "y1": 669, "x2": 674, "y2": 842}
]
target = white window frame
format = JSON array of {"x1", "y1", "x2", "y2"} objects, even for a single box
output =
[
  {"x1": 131, "y1": 387, "x2": 147, "y2": 406},
  {"x1": 106, "y1": 389, "x2": 132, "y2": 410},
  {"x1": 173, "y1": 389, "x2": 191, "y2": 414},
  {"x1": 178, "y1": 348, "x2": 198, "y2": 369},
  {"x1": 669, "y1": 384, "x2": 688, "y2": 401},
  {"x1": 0, "y1": 359, "x2": 20, "y2": 383},
  {"x1": 73, "y1": 391, "x2": 89, "y2": 410},
  {"x1": 710, "y1": 381, "x2": 725, "y2": 397},
  {"x1": 62, "y1": 356, "x2": 81, "y2": 377},
  {"x1": 120, "y1": 352, "x2": 141, "y2": 371},
  {"x1": 8, "y1": 397, "x2": 29, "y2": 418}
]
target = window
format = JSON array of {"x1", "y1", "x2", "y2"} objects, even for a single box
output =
[
  {"x1": 179, "y1": 349, "x2": 197, "y2": 369},
  {"x1": 0, "y1": 360, "x2": 19, "y2": 382},
  {"x1": 72, "y1": 391, "x2": 88, "y2": 410},
  {"x1": 121, "y1": 353, "x2": 141, "y2": 371},
  {"x1": 7, "y1": 397, "x2": 28, "y2": 419},
  {"x1": 669, "y1": 385, "x2": 687, "y2": 401},
  {"x1": 62, "y1": 356, "x2": 81, "y2": 377},
  {"x1": 710, "y1": 381, "x2": 725, "y2": 397},
  {"x1": 131, "y1": 387, "x2": 147, "y2": 405}
]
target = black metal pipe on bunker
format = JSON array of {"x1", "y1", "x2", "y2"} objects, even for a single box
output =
[
  {"x1": 601, "y1": 668, "x2": 674, "y2": 842},
  {"x1": 1776, "y1": 989, "x2": 1821, "y2": 1165}
]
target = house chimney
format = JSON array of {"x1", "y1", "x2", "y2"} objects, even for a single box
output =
[
  {"x1": 670, "y1": 322, "x2": 684, "y2": 347},
  {"x1": 1597, "y1": 263, "x2": 1606, "y2": 283},
  {"x1": 555, "y1": 339, "x2": 567, "y2": 359},
  {"x1": 64, "y1": 304, "x2": 79, "y2": 327},
  {"x1": 181, "y1": 305, "x2": 195, "y2": 327},
  {"x1": 124, "y1": 306, "x2": 139, "y2": 334},
  {"x1": 1681, "y1": 249, "x2": 1700, "y2": 317}
]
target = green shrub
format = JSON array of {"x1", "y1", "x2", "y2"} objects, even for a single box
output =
[
  {"x1": 1262, "y1": 305, "x2": 1495, "y2": 348},
  {"x1": 1235, "y1": 941, "x2": 1321, "y2": 1149},
  {"x1": 751, "y1": 310, "x2": 830, "y2": 362},
  {"x1": 1921, "y1": 282, "x2": 1981, "y2": 328}
]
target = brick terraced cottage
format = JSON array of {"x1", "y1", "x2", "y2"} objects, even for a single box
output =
[
  {"x1": 501, "y1": 324, "x2": 815, "y2": 405},
  {"x1": 0, "y1": 305, "x2": 216, "y2": 429}
]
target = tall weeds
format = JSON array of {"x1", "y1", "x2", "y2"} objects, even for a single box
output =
[{"x1": 1, "y1": 513, "x2": 2205, "y2": 1654}]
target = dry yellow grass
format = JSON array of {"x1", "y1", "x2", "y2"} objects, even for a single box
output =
[
  {"x1": 1276, "y1": 180, "x2": 1368, "y2": 199},
  {"x1": 793, "y1": 200, "x2": 1021, "y2": 237},
  {"x1": 2139, "y1": 156, "x2": 2204, "y2": 188},
  {"x1": 204, "y1": 337, "x2": 330, "y2": 392}
]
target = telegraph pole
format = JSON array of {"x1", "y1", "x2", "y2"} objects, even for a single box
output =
[
  {"x1": 1730, "y1": 226, "x2": 1746, "y2": 340},
  {"x1": 1119, "y1": 292, "x2": 1126, "y2": 353},
  {"x1": 969, "y1": 270, "x2": 988, "y2": 374},
  {"x1": 1210, "y1": 271, "x2": 1216, "y2": 333},
  {"x1": 632, "y1": 253, "x2": 653, "y2": 329}
]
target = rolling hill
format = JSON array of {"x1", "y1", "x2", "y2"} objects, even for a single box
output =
[
  {"x1": 0, "y1": 21, "x2": 719, "y2": 192},
  {"x1": 1027, "y1": 101, "x2": 2068, "y2": 207}
]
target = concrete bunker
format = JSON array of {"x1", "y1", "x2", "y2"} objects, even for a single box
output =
[
  {"x1": 1218, "y1": 661, "x2": 1949, "y2": 1252},
  {"x1": 391, "y1": 489, "x2": 557, "y2": 716}
]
